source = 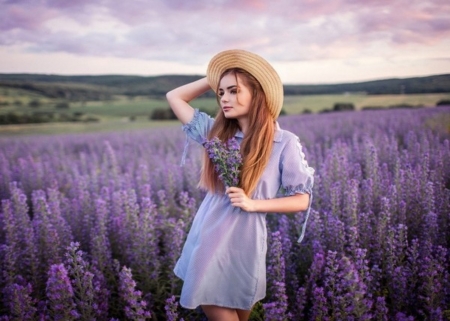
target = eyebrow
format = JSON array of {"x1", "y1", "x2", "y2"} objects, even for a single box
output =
[{"x1": 219, "y1": 85, "x2": 237, "y2": 90}]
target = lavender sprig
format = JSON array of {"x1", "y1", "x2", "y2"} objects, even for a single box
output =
[
  {"x1": 203, "y1": 137, "x2": 243, "y2": 188},
  {"x1": 46, "y1": 263, "x2": 79, "y2": 321}
]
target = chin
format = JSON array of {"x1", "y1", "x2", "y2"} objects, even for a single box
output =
[{"x1": 223, "y1": 113, "x2": 236, "y2": 119}]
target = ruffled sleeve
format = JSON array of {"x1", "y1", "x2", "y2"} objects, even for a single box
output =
[
  {"x1": 180, "y1": 109, "x2": 215, "y2": 166},
  {"x1": 279, "y1": 135, "x2": 315, "y2": 243}
]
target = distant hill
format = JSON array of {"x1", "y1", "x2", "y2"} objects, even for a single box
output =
[
  {"x1": 284, "y1": 74, "x2": 450, "y2": 95},
  {"x1": 0, "y1": 73, "x2": 449, "y2": 100}
]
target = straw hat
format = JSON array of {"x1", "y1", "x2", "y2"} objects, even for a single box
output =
[{"x1": 206, "y1": 49, "x2": 284, "y2": 119}]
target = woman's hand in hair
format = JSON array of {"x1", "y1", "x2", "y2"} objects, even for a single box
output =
[
  {"x1": 226, "y1": 187, "x2": 257, "y2": 212},
  {"x1": 166, "y1": 77, "x2": 211, "y2": 125}
]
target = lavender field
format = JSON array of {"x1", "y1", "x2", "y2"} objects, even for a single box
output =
[{"x1": 0, "y1": 107, "x2": 449, "y2": 320}]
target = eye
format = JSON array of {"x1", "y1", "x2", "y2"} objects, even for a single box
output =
[
  {"x1": 230, "y1": 89, "x2": 237, "y2": 94},
  {"x1": 218, "y1": 90, "x2": 224, "y2": 97}
]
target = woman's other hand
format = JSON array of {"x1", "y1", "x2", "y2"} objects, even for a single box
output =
[{"x1": 226, "y1": 187, "x2": 256, "y2": 212}]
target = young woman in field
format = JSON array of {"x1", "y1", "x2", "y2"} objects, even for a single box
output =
[{"x1": 166, "y1": 49, "x2": 315, "y2": 321}]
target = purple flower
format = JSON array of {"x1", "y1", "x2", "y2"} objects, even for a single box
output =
[
  {"x1": 118, "y1": 266, "x2": 152, "y2": 320},
  {"x1": 46, "y1": 263, "x2": 79, "y2": 320},
  {"x1": 64, "y1": 242, "x2": 106, "y2": 320},
  {"x1": 164, "y1": 295, "x2": 180, "y2": 321},
  {"x1": 310, "y1": 286, "x2": 330, "y2": 321},
  {"x1": 3, "y1": 277, "x2": 37, "y2": 320},
  {"x1": 263, "y1": 231, "x2": 290, "y2": 320},
  {"x1": 0, "y1": 99, "x2": 449, "y2": 320},
  {"x1": 374, "y1": 296, "x2": 389, "y2": 321},
  {"x1": 203, "y1": 137, "x2": 243, "y2": 188}
]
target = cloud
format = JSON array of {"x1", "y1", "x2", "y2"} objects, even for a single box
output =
[{"x1": 0, "y1": 0, "x2": 449, "y2": 68}]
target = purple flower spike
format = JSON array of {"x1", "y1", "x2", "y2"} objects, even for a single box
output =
[
  {"x1": 118, "y1": 266, "x2": 152, "y2": 320},
  {"x1": 203, "y1": 137, "x2": 243, "y2": 188},
  {"x1": 164, "y1": 295, "x2": 179, "y2": 321},
  {"x1": 46, "y1": 263, "x2": 79, "y2": 321},
  {"x1": 3, "y1": 279, "x2": 37, "y2": 320}
]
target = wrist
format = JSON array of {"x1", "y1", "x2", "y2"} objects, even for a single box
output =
[{"x1": 251, "y1": 199, "x2": 259, "y2": 212}]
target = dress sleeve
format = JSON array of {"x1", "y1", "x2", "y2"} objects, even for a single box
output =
[
  {"x1": 279, "y1": 135, "x2": 315, "y2": 243},
  {"x1": 180, "y1": 109, "x2": 215, "y2": 166}
]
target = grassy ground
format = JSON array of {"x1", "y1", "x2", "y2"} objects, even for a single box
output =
[
  {"x1": 174, "y1": 93, "x2": 450, "y2": 114},
  {"x1": 1, "y1": 87, "x2": 449, "y2": 136},
  {"x1": 0, "y1": 118, "x2": 180, "y2": 136},
  {"x1": 282, "y1": 93, "x2": 450, "y2": 113}
]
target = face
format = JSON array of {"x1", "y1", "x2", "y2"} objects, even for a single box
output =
[{"x1": 218, "y1": 73, "x2": 252, "y2": 120}]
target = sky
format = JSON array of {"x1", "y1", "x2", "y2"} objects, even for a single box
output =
[{"x1": 1, "y1": 0, "x2": 450, "y2": 84}]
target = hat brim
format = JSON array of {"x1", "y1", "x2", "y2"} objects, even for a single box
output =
[{"x1": 206, "y1": 49, "x2": 283, "y2": 119}]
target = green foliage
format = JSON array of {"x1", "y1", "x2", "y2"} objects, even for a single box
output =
[
  {"x1": 387, "y1": 104, "x2": 423, "y2": 109},
  {"x1": 1, "y1": 72, "x2": 450, "y2": 129},
  {"x1": 28, "y1": 99, "x2": 41, "y2": 108},
  {"x1": 283, "y1": 74, "x2": 450, "y2": 95},
  {"x1": 198, "y1": 107, "x2": 217, "y2": 117},
  {"x1": 0, "y1": 111, "x2": 98, "y2": 125},
  {"x1": 361, "y1": 106, "x2": 384, "y2": 110},
  {"x1": 55, "y1": 102, "x2": 70, "y2": 109},
  {"x1": 1, "y1": 73, "x2": 449, "y2": 99},
  {"x1": 150, "y1": 108, "x2": 176, "y2": 120},
  {"x1": 0, "y1": 80, "x2": 111, "y2": 101},
  {"x1": 443, "y1": 309, "x2": 450, "y2": 320},
  {"x1": 319, "y1": 108, "x2": 333, "y2": 114},
  {"x1": 249, "y1": 302, "x2": 265, "y2": 321},
  {"x1": 333, "y1": 102, "x2": 355, "y2": 111},
  {"x1": 0, "y1": 112, "x2": 21, "y2": 124},
  {"x1": 436, "y1": 99, "x2": 450, "y2": 106},
  {"x1": 83, "y1": 116, "x2": 100, "y2": 123}
]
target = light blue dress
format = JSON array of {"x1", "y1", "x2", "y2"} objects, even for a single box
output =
[{"x1": 174, "y1": 109, "x2": 315, "y2": 310}]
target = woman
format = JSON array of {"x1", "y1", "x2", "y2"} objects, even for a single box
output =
[{"x1": 166, "y1": 49, "x2": 314, "y2": 321}]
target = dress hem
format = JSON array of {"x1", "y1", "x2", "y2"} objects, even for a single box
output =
[
  {"x1": 178, "y1": 295, "x2": 266, "y2": 311},
  {"x1": 174, "y1": 265, "x2": 265, "y2": 311}
]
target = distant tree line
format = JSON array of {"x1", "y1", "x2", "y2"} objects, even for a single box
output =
[
  {"x1": 436, "y1": 99, "x2": 450, "y2": 106},
  {"x1": 0, "y1": 99, "x2": 71, "y2": 109},
  {"x1": 315, "y1": 100, "x2": 450, "y2": 114},
  {"x1": 0, "y1": 112, "x2": 99, "y2": 125},
  {"x1": 1, "y1": 73, "x2": 449, "y2": 99},
  {"x1": 0, "y1": 81, "x2": 111, "y2": 101},
  {"x1": 283, "y1": 74, "x2": 450, "y2": 95},
  {"x1": 149, "y1": 107, "x2": 222, "y2": 120}
]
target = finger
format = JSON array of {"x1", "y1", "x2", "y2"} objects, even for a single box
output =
[
  {"x1": 226, "y1": 186, "x2": 233, "y2": 194},
  {"x1": 229, "y1": 198, "x2": 239, "y2": 204},
  {"x1": 227, "y1": 186, "x2": 242, "y2": 193},
  {"x1": 231, "y1": 200, "x2": 240, "y2": 207},
  {"x1": 228, "y1": 193, "x2": 242, "y2": 200},
  {"x1": 230, "y1": 195, "x2": 243, "y2": 202},
  {"x1": 230, "y1": 197, "x2": 243, "y2": 204},
  {"x1": 229, "y1": 190, "x2": 244, "y2": 197}
]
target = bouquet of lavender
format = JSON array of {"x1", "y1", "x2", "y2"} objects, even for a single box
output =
[{"x1": 203, "y1": 137, "x2": 243, "y2": 188}]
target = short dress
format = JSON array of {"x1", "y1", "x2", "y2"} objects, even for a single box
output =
[{"x1": 173, "y1": 109, "x2": 315, "y2": 310}]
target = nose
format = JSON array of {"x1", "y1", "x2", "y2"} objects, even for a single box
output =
[{"x1": 221, "y1": 92, "x2": 229, "y2": 103}]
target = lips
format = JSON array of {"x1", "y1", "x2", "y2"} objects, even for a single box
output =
[{"x1": 222, "y1": 106, "x2": 232, "y2": 112}]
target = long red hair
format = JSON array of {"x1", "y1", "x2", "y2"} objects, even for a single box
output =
[{"x1": 198, "y1": 68, "x2": 275, "y2": 196}]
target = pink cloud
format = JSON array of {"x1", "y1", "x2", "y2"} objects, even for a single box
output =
[
  {"x1": 0, "y1": 3, "x2": 57, "y2": 31},
  {"x1": 0, "y1": 0, "x2": 448, "y2": 64}
]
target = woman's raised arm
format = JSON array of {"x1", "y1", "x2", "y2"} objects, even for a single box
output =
[{"x1": 166, "y1": 77, "x2": 211, "y2": 125}]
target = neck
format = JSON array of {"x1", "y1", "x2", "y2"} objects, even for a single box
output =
[{"x1": 237, "y1": 117, "x2": 249, "y2": 135}]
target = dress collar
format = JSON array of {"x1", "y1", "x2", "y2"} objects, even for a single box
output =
[{"x1": 233, "y1": 122, "x2": 283, "y2": 142}]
